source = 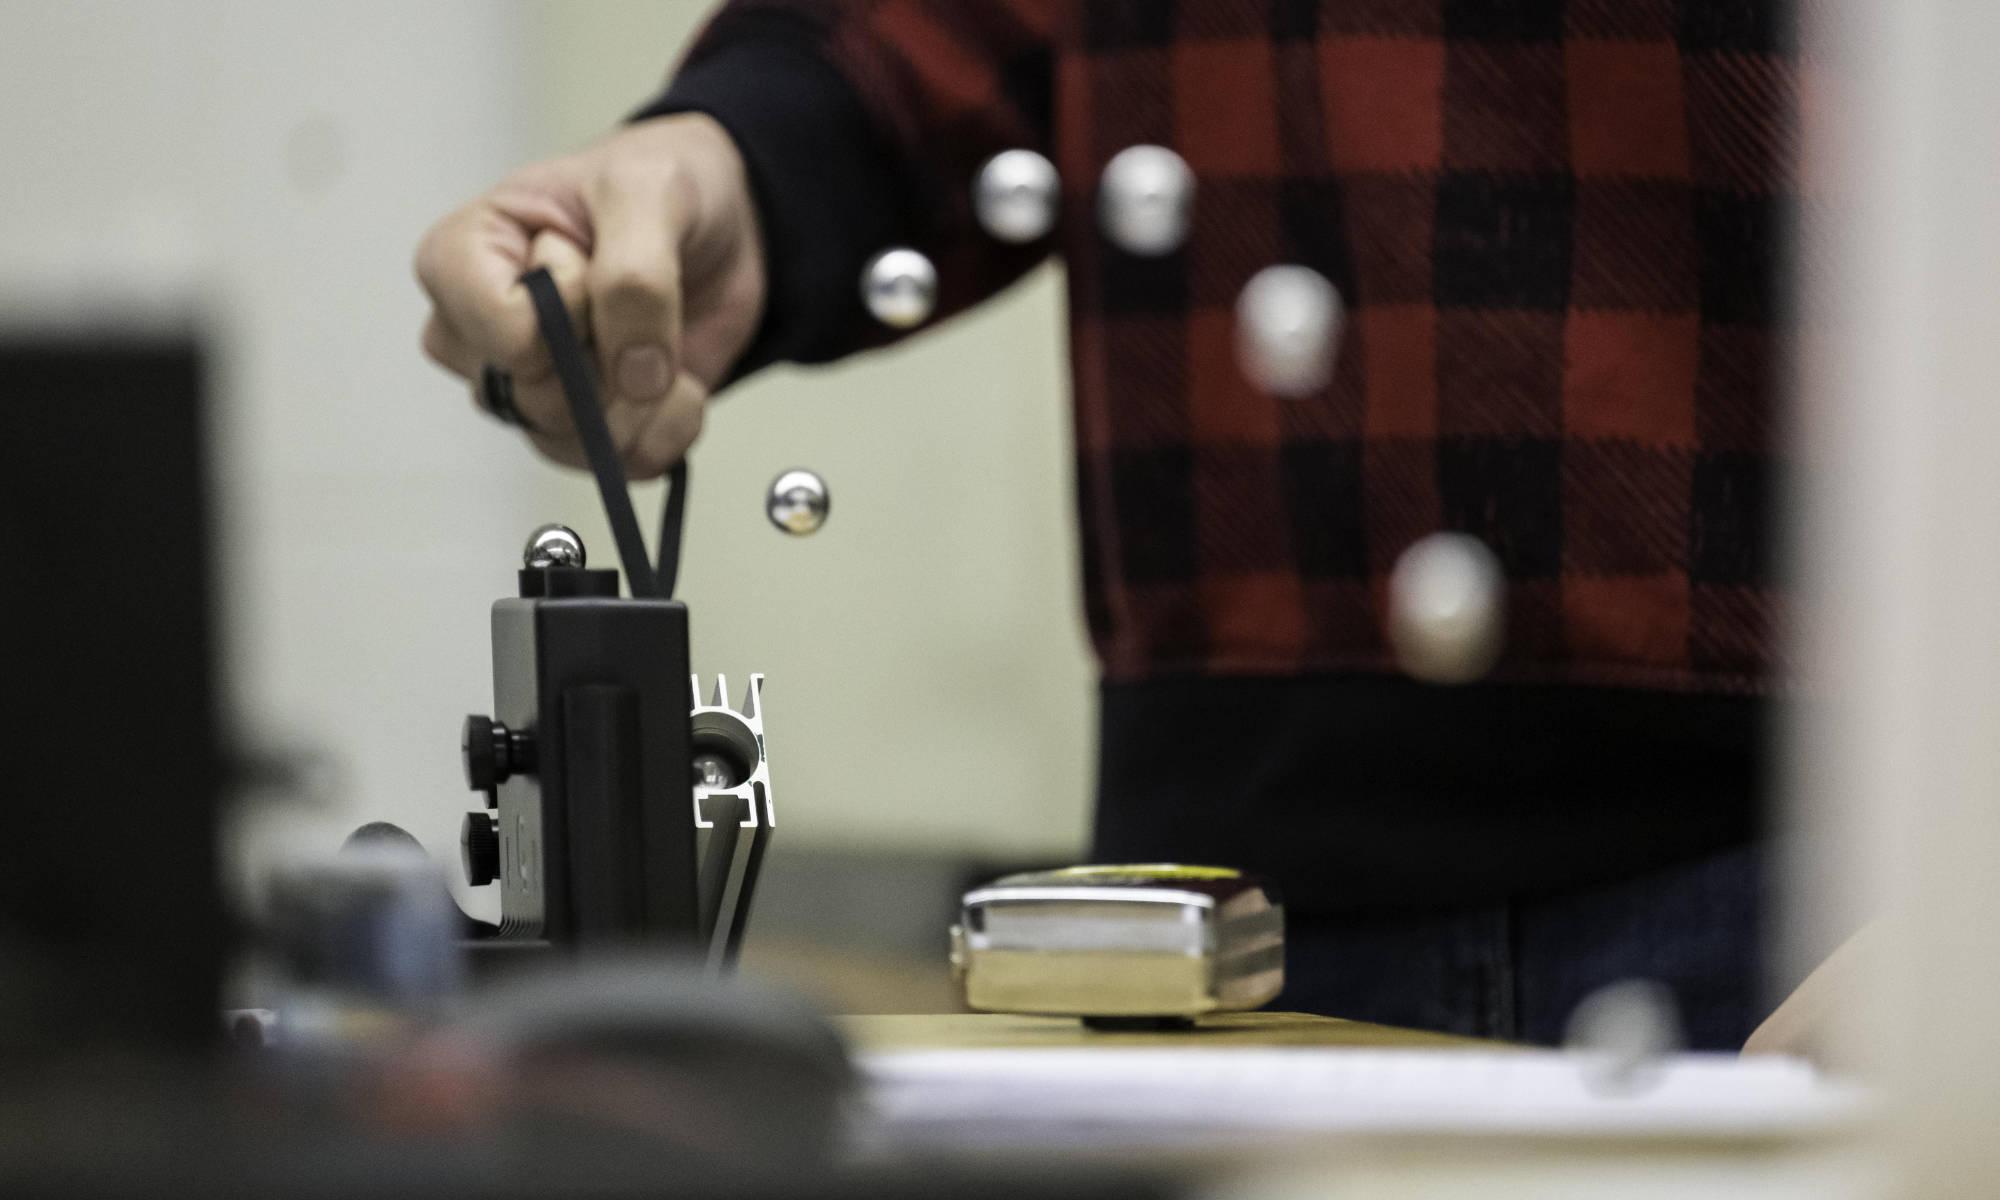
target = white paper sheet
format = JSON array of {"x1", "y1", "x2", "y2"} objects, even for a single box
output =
[{"x1": 858, "y1": 1046, "x2": 1869, "y2": 1151}]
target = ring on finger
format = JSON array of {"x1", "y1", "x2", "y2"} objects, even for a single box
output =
[{"x1": 478, "y1": 364, "x2": 541, "y2": 433}]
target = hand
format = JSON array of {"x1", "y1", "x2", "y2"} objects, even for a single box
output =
[
  {"x1": 414, "y1": 114, "x2": 766, "y2": 478},
  {"x1": 1742, "y1": 922, "x2": 1877, "y2": 1072}
]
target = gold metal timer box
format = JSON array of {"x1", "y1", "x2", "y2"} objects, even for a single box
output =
[{"x1": 951, "y1": 866, "x2": 1286, "y2": 1029}]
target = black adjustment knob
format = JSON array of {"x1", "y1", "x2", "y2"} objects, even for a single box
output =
[
  {"x1": 462, "y1": 714, "x2": 511, "y2": 793},
  {"x1": 461, "y1": 810, "x2": 500, "y2": 887}
]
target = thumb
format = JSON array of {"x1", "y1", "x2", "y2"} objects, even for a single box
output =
[{"x1": 586, "y1": 160, "x2": 689, "y2": 410}]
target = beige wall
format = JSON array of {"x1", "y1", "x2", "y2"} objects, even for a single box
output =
[
  {"x1": 527, "y1": 2, "x2": 1097, "y2": 859},
  {"x1": 0, "y1": 0, "x2": 1090, "y2": 925},
  {"x1": 0, "y1": 1, "x2": 555, "y2": 907}
]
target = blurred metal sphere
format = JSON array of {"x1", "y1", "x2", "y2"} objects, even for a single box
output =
[
  {"x1": 766, "y1": 468, "x2": 831, "y2": 536},
  {"x1": 692, "y1": 752, "x2": 740, "y2": 791},
  {"x1": 522, "y1": 523, "x2": 585, "y2": 569},
  {"x1": 861, "y1": 247, "x2": 938, "y2": 329},
  {"x1": 265, "y1": 849, "x2": 463, "y2": 1012},
  {"x1": 1564, "y1": 979, "x2": 1685, "y2": 1095},
  {"x1": 1236, "y1": 265, "x2": 1344, "y2": 396},
  {"x1": 975, "y1": 149, "x2": 1061, "y2": 243},
  {"x1": 1098, "y1": 144, "x2": 1194, "y2": 256},
  {"x1": 1387, "y1": 532, "x2": 1505, "y2": 684}
]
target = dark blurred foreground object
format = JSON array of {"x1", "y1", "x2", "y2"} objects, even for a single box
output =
[
  {"x1": 0, "y1": 337, "x2": 225, "y2": 1057},
  {"x1": 442, "y1": 956, "x2": 854, "y2": 1176},
  {"x1": 3, "y1": 950, "x2": 1172, "y2": 1200},
  {"x1": 269, "y1": 840, "x2": 467, "y2": 1019},
  {"x1": 0, "y1": 340, "x2": 1169, "y2": 1200}
]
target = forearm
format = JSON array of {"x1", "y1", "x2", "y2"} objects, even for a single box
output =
[
  {"x1": 638, "y1": 8, "x2": 903, "y2": 376},
  {"x1": 640, "y1": 0, "x2": 1058, "y2": 381}
]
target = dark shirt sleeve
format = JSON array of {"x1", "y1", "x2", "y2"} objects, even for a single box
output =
[{"x1": 633, "y1": 1, "x2": 1059, "y2": 382}]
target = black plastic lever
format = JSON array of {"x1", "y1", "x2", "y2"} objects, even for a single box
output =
[{"x1": 517, "y1": 267, "x2": 688, "y2": 600}]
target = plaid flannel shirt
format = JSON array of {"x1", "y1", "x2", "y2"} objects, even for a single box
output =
[{"x1": 655, "y1": 0, "x2": 1796, "y2": 695}]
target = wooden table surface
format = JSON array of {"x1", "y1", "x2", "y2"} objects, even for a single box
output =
[{"x1": 841, "y1": 1010, "x2": 1488, "y2": 1051}]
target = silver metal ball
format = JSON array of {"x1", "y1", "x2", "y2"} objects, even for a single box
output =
[
  {"x1": 1098, "y1": 144, "x2": 1194, "y2": 256},
  {"x1": 265, "y1": 850, "x2": 462, "y2": 1010},
  {"x1": 766, "y1": 468, "x2": 831, "y2": 536},
  {"x1": 974, "y1": 148, "x2": 1061, "y2": 243},
  {"x1": 861, "y1": 247, "x2": 938, "y2": 329},
  {"x1": 1387, "y1": 532, "x2": 1505, "y2": 684},
  {"x1": 1236, "y1": 264, "x2": 1344, "y2": 396},
  {"x1": 1564, "y1": 979, "x2": 1685, "y2": 1095},
  {"x1": 692, "y1": 752, "x2": 740, "y2": 791},
  {"x1": 522, "y1": 523, "x2": 586, "y2": 569}
]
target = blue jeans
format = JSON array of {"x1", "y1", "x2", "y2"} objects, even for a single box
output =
[{"x1": 1273, "y1": 842, "x2": 1766, "y2": 1050}]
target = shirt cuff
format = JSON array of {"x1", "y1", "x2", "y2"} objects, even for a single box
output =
[{"x1": 634, "y1": 33, "x2": 904, "y2": 382}]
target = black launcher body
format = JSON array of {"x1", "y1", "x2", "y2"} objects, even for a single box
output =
[
  {"x1": 456, "y1": 268, "x2": 772, "y2": 961},
  {"x1": 461, "y1": 559, "x2": 697, "y2": 951}
]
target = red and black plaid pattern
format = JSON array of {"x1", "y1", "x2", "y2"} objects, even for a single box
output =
[{"x1": 685, "y1": 0, "x2": 1797, "y2": 693}]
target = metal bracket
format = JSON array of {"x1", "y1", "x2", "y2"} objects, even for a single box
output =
[{"x1": 690, "y1": 673, "x2": 774, "y2": 971}]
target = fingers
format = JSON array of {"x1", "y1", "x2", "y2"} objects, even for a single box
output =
[
  {"x1": 624, "y1": 373, "x2": 708, "y2": 480},
  {"x1": 529, "y1": 227, "x2": 591, "y2": 339},
  {"x1": 472, "y1": 221, "x2": 698, "y2": 478},
  {"x1": 421, "y1": 315, "x2": 481, "y2": 381},
  {"x1": 587, "y1": 157, "x2": 690, "y2": 410},
  {"x1": 518, "y1": 378, "x2": 705, "y2": 480},
  {"x1": 524, "y1": 422, "x2": 590, "y2": 472},
  {"x1": 413, "y1": 202, "x2": 551, "y2": 380},
  {"x1": 512, "y1": 373, "x2": 666, "y2": 472},
  {"x1": 418, "y1": 131, "x2": 715, "y2": 481},
  {"x1": 500, "y1": 230, "x2": 593, "y2": 435},
  {"x1": 515, "y1": 372, "x2": 704, "y2": 480}
]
